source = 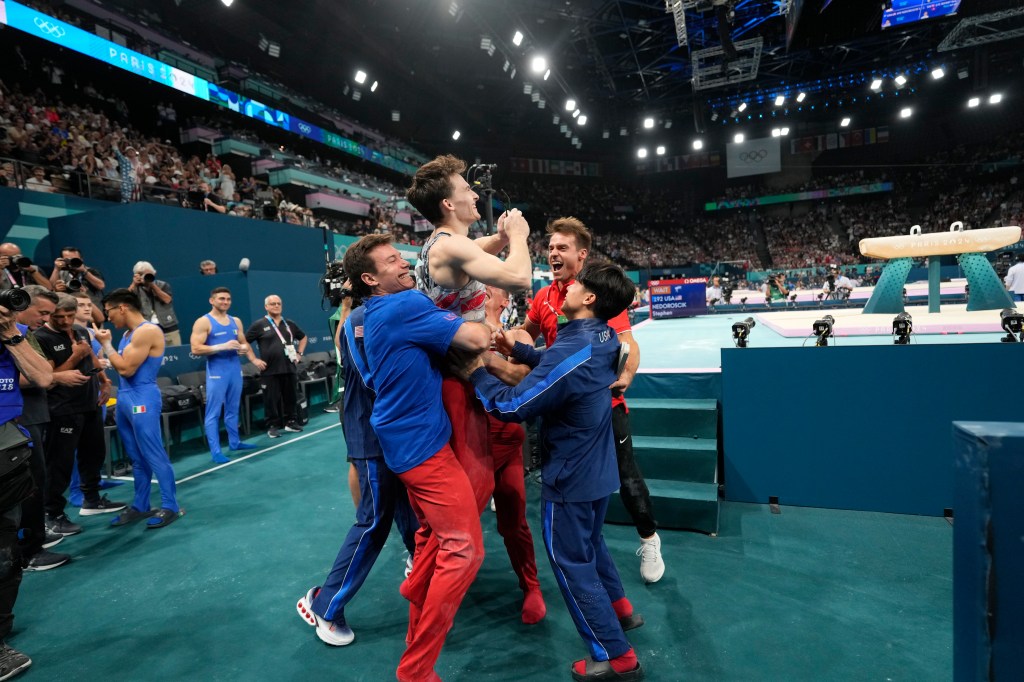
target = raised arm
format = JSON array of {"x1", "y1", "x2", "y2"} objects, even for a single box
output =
[{"x1": 96, "y1": 323, "x2": 162, "y2": 377}]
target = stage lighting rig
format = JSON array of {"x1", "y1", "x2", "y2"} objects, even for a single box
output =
[
  {"x1": 812, "y1": 315, "x2": 835, "y2": 347},
  {"x1": 892, "y1": 312, "x2": 913, "y2": 345},
  {"x1": 732, "y1": 317, "x2": 755, "y2": 348},
  {"x1": 1000, "y1": 308, "x2": 1024, "y2": 343}
]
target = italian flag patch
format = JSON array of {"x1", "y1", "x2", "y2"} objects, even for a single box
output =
[{"x1": 132, "y1": 405, "x2": 147, "y2": 414}]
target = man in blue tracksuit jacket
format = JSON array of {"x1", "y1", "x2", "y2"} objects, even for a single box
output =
[{"x1": 452, "y1": 260, "x2": 645, "y2": 682}]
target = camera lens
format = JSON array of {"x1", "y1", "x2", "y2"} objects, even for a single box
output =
[
  {"x1": 143, "y1": 273, "x2": 155, "y2": 283},
  {"x1": 66, "y1": 257, "x2": 83, "y2": 269},
  {"x1": 66, "y1": 278, "x2": 83, "y2": 292},
  {"x1": 12, "y1": 256, "x2": 31, "y2": 269},
  {"x1": 0, "y1": 287, "x2": 31, "y2": 312}
]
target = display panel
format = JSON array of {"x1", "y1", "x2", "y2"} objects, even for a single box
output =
[
  {"x1": 648, "y1": 278, "x2": 708, "y2": 319},
  {"x1": 882, "y1": 0, "x2": 960, "y2": 29}
]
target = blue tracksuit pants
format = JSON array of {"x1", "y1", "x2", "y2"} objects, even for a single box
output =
[
  {"x1": 312, "y1": 457, "x2": 418, "y2": 622},
  {"x1": 205, "y1": 370, "x2": 242, "y2": 453},
  {"x1": 542, "y1": 496, "x2": 630, "y2": 662},
  {"x1": 116, "y1": 387, "x2": 179, "y2": 513}
]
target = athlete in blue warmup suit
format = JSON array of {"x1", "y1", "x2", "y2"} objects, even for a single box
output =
[
  {"x1": 452, "y1": 261, "x2": 645, "y2": 682},
  {"x1": 296, "y1": 299, "x2": 418, "y2": 646},
  {"x1": 189, "y1": 287, "x2": 260, "y2": 463},
  {"x1": 95, "y1": 289, "x2": 182, "y2": 529}
]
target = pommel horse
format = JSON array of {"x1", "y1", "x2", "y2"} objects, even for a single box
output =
[{"x1": 858, "y1": 222, "x2": 1022, "y2": 314}]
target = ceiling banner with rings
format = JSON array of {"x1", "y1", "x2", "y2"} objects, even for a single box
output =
[{"x1": 726, "y1": 137, "x2": 781, "y2": 179}]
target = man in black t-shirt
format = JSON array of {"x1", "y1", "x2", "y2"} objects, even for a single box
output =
[
  {"x1": 245, "y1": 294, "x2": 306, "y2": 438},
  {"x1": 34, "y1": 295, "x2": 124, "y2": 536}
]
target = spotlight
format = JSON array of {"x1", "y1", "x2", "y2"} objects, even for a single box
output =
[
  {"x1": 893, "y1": 312, "x2": 913, "y2": 345},
  {"x1": 796, "y1": 92, "x2": 806, "y2": 103},
  {"x1": 894, "y1": 74, "x2": 907, "y2": 86},
  {"x1": 957, "y1": 67, "x2": 968, "y2": 79},
  {"x1": 391, "y1": 110, "x2": 400, "y2": 122},
  {"x1": 370, "y1": 81, "x2": 378, "y2": 92},
  {"x1": 602, "y1": 130, "x2": 610, "y2": 139},
  {"x1": 731, "y1": 317, "x2": 756, "y2": 348},
  {"x1": 840, "y1": 117, "x2": 851, "y2": 127},
  {"x1": 812, "y1": 315, "x2": 835, "y2": 346},
  {"x1": 780, "y1": 127, "x2": 790, "y2": 136},
  {"x1": 355, "y1": 70, "x2": 367, "y2": 84},
  {"x1": 931, "y1": 67, "x2": 945, "y2": 80},
  {"x1": 968, "y1": 97, "x2": 980, "y2": 108},
  {"x1": 643, "y1": 117, "x2": 655, "y2": 129},
  {"x1": 543, "y1": 69, "x2": 550, "y2": 80},
  {"x1": 1000, "y1": 308, "x2": 1024, "y2": 343},
  {"x1": 711, "y1": 111, "x2": 719, "y2": 122},
  {"x1": 221, "y1": 0, "x2": 234, "y2": 6},
  {"x1": 989, "y1": 93, "x2": 1003, "y2": 105},
  {"x1": 565, "y1": 99, "x2": 576, "y2": 111},
  {"x1": 870, "y1": 78, "x2": 883, "y2": 91},
  {"x1": 572, "y1": 109, "x2": 580, "y2": 119},
  {"x1": 738, "y1": 102, "x2": 748, "y2": 112},
  {"x1": 452, "y1": 130, "x2": 461, "y2": 140},
  {"x1": 656, "y1": 145, "x2": 666, "y2": 155},
  {"x1": 578, "y1": 115, "x2": 587, "y2": 125},
  {"x1": 530, "y1": 56, "x2": 547, "y2": 73},
  {"x1": 734, "y1": 133, "x2": 744, "y2": 143},
  {"x1": 900, "y1": 107, "x2": 913, "y2": 119},
  {"x1": 771, "y1": 128, "x2": 781, "y2": 137},
  {"x1": 637, "y1": 147, "x2": 648, "y2": 159},
  {"x1": 692, "y1": 139, "x2": 703, "y2": 150},
  {"x1": 774, "y1": 95, "x2": 785, "y2": 106},
  {"x1": 620, "y1": 127, "x2": 628, "y2": 136},
  {"x1": 512, "y1": 30, "x2": 524, "y2": 46}
]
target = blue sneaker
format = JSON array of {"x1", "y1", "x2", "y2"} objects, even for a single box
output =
[
  {"x1": 211, "y1": 452, "x2": 231, "y2": 464},
  {"x1": 230, "y1": 442, "x2": 259, "y2": 451}
]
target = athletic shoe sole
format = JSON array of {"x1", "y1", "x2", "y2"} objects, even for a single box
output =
[
  {"x1": 24, "y1": 557, "x2": 71, "y2": 572},
  {"x1": 79, "y1": 505, "x2": 128, "y2": 516},
  {"x1": 296, "y1": 588, "x2": 354, "y2": 646},
  {"x1": 0, "y1": 655, "x2": 30, "y2": 680},
  {"x1": 42, "y1": 535, "x2": 64, "y2": 549}
]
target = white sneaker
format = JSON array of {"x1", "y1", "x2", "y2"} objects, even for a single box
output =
[
  {"x1": 404, "y1": 555, "x2": 414, "y2": 578},
  {"x1": 636, "y1": 532, "x2": 665, "y2": 584},
  {"x1": 296, "y1": 586, "x2": 355, "y2": 646}
]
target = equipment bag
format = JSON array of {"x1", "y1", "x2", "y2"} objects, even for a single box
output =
[{"x1": 160, "y1": 384, "x2": 199, "y2": 412}]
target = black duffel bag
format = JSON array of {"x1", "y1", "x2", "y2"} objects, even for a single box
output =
[{"x1": 159, "y1": 384, "x2": 200, "y2": 412}]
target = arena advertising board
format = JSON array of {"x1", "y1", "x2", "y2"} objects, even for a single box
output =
[{"x1": 648, "y1": 278, "x2": 707, "y2": 319}]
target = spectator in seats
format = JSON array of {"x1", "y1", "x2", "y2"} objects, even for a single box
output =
[
  {"x1": 95, "y1": 289, "x2": 182, "y2": 529},
  {"x1": 450, "y1": 260, "x2": 645, "y2": 682},
  {"x1": 0, "y1": 244, "x2": 50, "y2": 291},
  {"x1": 0, "y1": 292, "x2": 54, "y2": 680},
  {"x1": 111, "y1": 135, "x2": 140, "y2": 203},
  {"x1": 49, "y1": 247, "x2": 105, "y2": 325},
  {"x1": 128, "y1": 261, "x2": 181, "y2": 346},
  {"x1": 0, "y1": 163, "x2": 14, "y2": 188},
  {"x1": 245, "y1": 295, "x2": 305, "y2": 439},
  {"x1": 200, "y1": 260, "x2": 218, "y2": 275},
  {"x1": 189, "y1": 287, "x2": 259, "y2": 463},
  {"x1": 22, "y1": 167, "x2": 53, "y2": 193},
  {"x1": 1004, "y1": 253, "x2": 1024, "y2": 301},
  {"x1": 13, "y1": 286, "x2": 71, "y2": 572},
  {"x1": 218, "y1": 165, "x2": 236, "y2": 202},
  {"x1": 34, "y1": 294, "x2": 122, "y2": 538}
]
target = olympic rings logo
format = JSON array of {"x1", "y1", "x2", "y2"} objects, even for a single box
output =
[
  {"x1": 738, "y1": 150, "x2": 768, "y2": 162},
  {"x1": 34, "y1": 18, "x2": 66, "y2": 38},
  {"x1": 298, "y1": 123, "x2": 312, "y2": 134}
]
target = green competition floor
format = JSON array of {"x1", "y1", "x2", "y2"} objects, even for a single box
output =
[
  {"x1": 14, "y1": 411, "x2": 952, "y2": 681},
  {"x1": 632, "y1": 312, "x2": 1007, "y2": 369}
]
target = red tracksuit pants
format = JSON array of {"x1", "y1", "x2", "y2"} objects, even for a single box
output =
[
  {"x1": 396, "y1": 445, "x2": 483, "y2": 682},
  {"x1": 488, "y1": 416, "x2": 540, "y2": 593}
]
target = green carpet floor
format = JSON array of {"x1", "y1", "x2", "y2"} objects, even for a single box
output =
[{"x1": 13, "y1": 411, "x2": 952, "y2": 681}]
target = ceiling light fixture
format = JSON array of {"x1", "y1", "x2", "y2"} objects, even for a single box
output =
[{"x1": 513, "y1": 30, "x2": 524, "y2": 46}]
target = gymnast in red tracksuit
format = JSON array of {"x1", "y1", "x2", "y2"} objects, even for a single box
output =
[{"x1": 452, "y1": 261, "x2": 645, "y2": 682}]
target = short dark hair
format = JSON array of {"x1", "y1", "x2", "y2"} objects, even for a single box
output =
[
  {"x1": 102, "y1": 288, "x2": 142, "y2": 312},
  {"x1": 210, "y1": 287, "x2": 231, "y2": 296},
  {"x1": 575, "y1": 260, "x2": 635, "y2": 322},
  {"x1": 406, "y1": 154, "x2": 466, "y2": 224},
  {"x1": 547, "y1": 216, "x2": 592, "y2": 252},
  {"x1": 343, "y1": 234, "x2": 393, "y2": 298},
  {"x1": 61, "y1": 246, "x2": 81, "y2": 255}
]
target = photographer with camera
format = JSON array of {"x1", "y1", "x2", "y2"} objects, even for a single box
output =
[
  {"x1": 762, "y1": 272, "x2": 789, "y2": 304},
  {"x1": 0, "y1": 286, "x2": 54, "y2": 679},
  {"x1": 706, "y1": 276, "x2": 723, "y2": 305},
  {"x1": 49, "y1": 247, "x2": 105, "y2": 325},
  {"x1": 0, "y1": 244, "x2": 50, "y2": 292},
  {"x1": 245, "y1": 295, "x2": 306, "y2": 439},
  {"x1": 128, "y1": 261, "x2": 181, "y2": 347},
  {"x1": 823, "y1": 265, "x2": 854, "y2": 300},
  {"x1": 183, "y1": 181, "x2": 226, "y2": 215}
]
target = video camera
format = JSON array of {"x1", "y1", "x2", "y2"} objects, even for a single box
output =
[
  {"x1": 813, "y1": 315, "x2": 835, "y2": 347},
  {"x1": 731, "y1": 316, "x2": 755, "y2": 348},
  {"x1": 720, "y1": 275, "x2": 734, "y2": 304},
  {"x1": 320, "y1": 260, "x2": 351, "y2": 308}
]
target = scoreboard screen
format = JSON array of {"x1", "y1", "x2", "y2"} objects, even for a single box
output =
[{"x1": 648, "y1": 278, "x2": 707, "y2": 320}]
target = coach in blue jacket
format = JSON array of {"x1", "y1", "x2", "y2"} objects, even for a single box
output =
[{"x1": 452, "y1": 260, "x2": 645, "y2": 682}]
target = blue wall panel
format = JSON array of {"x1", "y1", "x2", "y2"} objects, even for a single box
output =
[{"x1": 722, "y1": 344, "x2": 1024, "y2": 515}]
